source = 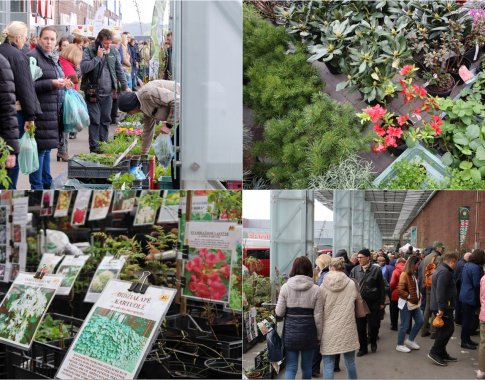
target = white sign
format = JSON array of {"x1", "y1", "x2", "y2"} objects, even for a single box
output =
[
  {"x1": 37, "y1": 253, "x2": 65, "y2": 274},
  {"x1": 84, "y1": 256, "x2": 126, "y2": 303},
  {"x1": 55, "y1": 255, "x2": 90, "y2": 296},
  {"x1": 88, "y1": 190, "x2": 113, "y2": 221},
  {"x1": 56, "y1": 280, "x2": 176, "y2": 380}
]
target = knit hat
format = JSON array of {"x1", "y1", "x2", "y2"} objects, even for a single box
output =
[{"x1": 118, "y1": 92, "x2": 141, "y2": 112}]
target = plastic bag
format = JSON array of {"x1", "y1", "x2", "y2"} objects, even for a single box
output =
[
  {"x1": 152, "y1": 134, "x2": 174, "y2": 167},
  {"x1": 130, "y1": 164, "x2": 147, "y2": 180},
  {"x1": 39, "y1": 229, "x2": 70, "y2": 253},
  {"x1": 29, "y1": 57, "x2": 43, "y2": 81},
  {"x1": 18, "y1": 133, "x2": 39, "y2": 175},
  {"x1": 63, "y1": 89, "x2": 90, "y2": 133},
  {"x1": 267, "y1": 328, "x2": 285, "y2": 363}
]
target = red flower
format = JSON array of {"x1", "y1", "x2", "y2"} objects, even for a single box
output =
[
  {"x1": 387, "y1": 126, "x2": 403, "y2": 138},
  {"x1": 372, "y1": 143, "x2": 387, "y2": 153},
  {"x1": 397, "y1": 115, "x2": 409, "y2": 126},
  {"x1": 412, "y1": 84, "x2": 427, "y2": 97},
  {"x1": 431, "y1": 115, "x2": 443, "y2": 126},
  {"x1": 430, "y1": 123, "x2": 442, "y2": 136},
  {"x1": 414, "y1": 107, "x2": 421, "y2": 114},
  {"x1": 374, "y1": 123, "x2": 386, "y2": 137},
  {"x1": 364, "y1": 104, "x2": 386, "y2": 123},
  {"x1": 384, "y1": 135, "x2": 397, "y2": 147},
  {"x1": 400, "y1": 65, "x2": 414, "y2": 76},
  {"x1": 186, "y1": 256, "x2": 203, "y2": 272},
  {"x1": 400, "y1": 88, "x2": 414, "y2": 104}
]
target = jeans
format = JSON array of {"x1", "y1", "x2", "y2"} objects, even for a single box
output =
[
  {"x1": 87, "y1": 94, "x2": 113, "y2": 152},
  {"x1": 125, "y1": 71, "x2": 132, "y2": 90},
  {"x1": 398, "y1": 303, "x2": 424, "y2": 345},
  {"x1": 29, "y1": 149, "x2": 52, "y2": 190},
  {"x1": 322, "y1": 351, "x2": 357, "y2": 380},
  {"x1": 430, "y1": 309, "x2": 455, "y2": 358},
  {"x1": 285, "y1": 349, "x2": 314, "y2": 380},
  {"x1": 461, "y1": 303, "x2": 477, "y2": 344}
]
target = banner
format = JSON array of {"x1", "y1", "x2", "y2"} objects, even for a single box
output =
[
  {"x1": 459, "y1": 207, "x2": 470, "y2": 248},
  {"x1": 57, "y1": 280, "x2": 176, "y2": 380},
  {"x1": 0, "y1": 273, "x2": 63, "y2": 349}
]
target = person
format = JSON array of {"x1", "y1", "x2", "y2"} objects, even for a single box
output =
[
  {"x1": 29, "y1": 35, "x2": 38, "y2": 49},
  {"x1": 428, "y1": 252, "x2": 459, "y2": 366},
  {"x1": 455, "y1": 252, "x2": 472, "y2": 325},
  {"x1": 350, "y1": 248, "x2": 386, "y2": 356},
  {"x1": 128, "y1": 37, "x2": 139, "y2": 89},
  {"x1": 110, "y1": 33, "x2": 123, "y2": 126},
  {"x1": 312, "y1": 253, "x2": 332, "y2": 377},
  {"x1": 28, "y1": 26, "x2": 73, "y2": 189},
  {"x1": 117, "y1": 80, "x2": 180, "y2": 186},
  {"x1": 159, "y1": 31, "x2": 172, "y2": 80},
  {"x1": 72, "y1": 36, "x2": 84, "y2": 51},
  {"x1": 389, "y1": 258, "x2": 406, "y2": 331},
  {"x1": 57, "y1": 43, "x2": 82, "y2": 161},
  {"x1": 56, "y1": 36, "x2": 69, "y2": 56},
  {"x1": 460, "y1": 249, "x2": 485, "y2": 349},
  {"x1": 120, "y1": 33, "x2": 132, "y2": 89},
  {"x1": 80, "y1": 28, "x2": 129, "y2": 153},
  {"x1": 319, "y1": 257, "x2": 359, "y2": 380},
  {"x1": 335, "y1": 248, "x2": 354, "y2": 275},
  {"x1": 0, "y1": 21, "x2": 41, "y2": 189},
  {"x1": 477, "y1": 272, "x2": 485, "y2": 379},
  {"x1": 421, "y1": 241, "x2": 445, "y2": 338},
  {"x1": 396, "y1": 255, "x2": 424, "y2": 353},
  {"x1": 275, "y1": 256, "x2": 323, "y2": 380},
  {"x1": 139, "y1": 40, "x2": 150, "y2": 81}
]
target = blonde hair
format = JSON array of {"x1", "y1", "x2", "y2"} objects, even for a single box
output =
[
  {"x1": 112, "y1": 33, "x2": 121, "y2": 44},
  {"x1": 121, "y1": 33, "x2": 128, "y2": 46},
  {"x1": 3, "y1": 21, "x2": 28, "y2": 39},
  {"x1": 316, "y1": 254, "x2": 332, "y2": 271},
  {"x1": 329, "y1": 257, "x2": 345, "y2": 271},
  {"x1": 60, "y1": 44, "x2": 83, "y2": 65}
]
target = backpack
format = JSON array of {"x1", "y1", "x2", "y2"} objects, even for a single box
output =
[{"x1": 424, "y1": 255, "x2": 437, "y2": 290}]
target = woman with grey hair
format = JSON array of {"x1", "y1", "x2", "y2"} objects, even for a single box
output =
[{"x1": 319, "y1": 257, "x2": 360, "y2": 379}]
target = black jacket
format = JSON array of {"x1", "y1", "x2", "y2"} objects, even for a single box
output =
[
  {"x1": 350, "y1": 263, "x2": 386, "y2": 305},
  {"x1": 430, "y1": 262, "x2": 457, "y2": 312},
  {"x1": 0, "y1": 41, "x2": 41, "y2": 122},
  {"x1": 27, "y1": 45, "x2": 65, "y2": 150},
  {"x1": 0, "y1": 52, "x2": 19, "y2": 153}
]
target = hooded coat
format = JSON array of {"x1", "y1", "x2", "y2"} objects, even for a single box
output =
[
  {"x1": 319, "y1": 271, "x2": 360, "y2": 355},
  {"x1": 275, "y1": 275, "x2": 323, "y2": 351}
]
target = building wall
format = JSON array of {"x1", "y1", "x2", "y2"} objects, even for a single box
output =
[
  {"x1": 402, "y1": 191, "x2": 485, "y2": 253},
  {"x1": 57, "y1": 0, "x2": 120, "y2": 27}
]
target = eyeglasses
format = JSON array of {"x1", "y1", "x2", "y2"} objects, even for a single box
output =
[{"x1": 357, "y1": 256, "x2": 367, "y2": 259}]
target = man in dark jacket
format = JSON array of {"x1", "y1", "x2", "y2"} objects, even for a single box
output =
[
  {"x1": 454, "y1": 251, "x2": 471, "y2": 324},
  {"x1": 350, "y1": 248, "x2": 386, "y2": 356},
  {"x1": 0, "y1": 52, "x2": 19, "y2": 188},
  {"x1": 428, "y1": 252, "x2": 458, "y2": 366},
  {"x1": 81, "y1": 28, "x2": 129, "y2": 153}
]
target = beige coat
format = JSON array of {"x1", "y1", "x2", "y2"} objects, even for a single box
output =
[
  {"x1": 320, "y1": 271, "x2": 360, "y2": 355},
  {"x1": 136, "y1": 80, "x2": 180, "y2": 155}
]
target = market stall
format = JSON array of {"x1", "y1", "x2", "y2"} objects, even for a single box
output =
[{"x1": 0, "y1": 189, "x2": 242, "y2": 379}]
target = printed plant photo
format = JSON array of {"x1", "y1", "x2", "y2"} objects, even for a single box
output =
[
  {"x1": 13, "y1": 225, "x2": 21, "y2": 243},
  {"x1": 228, "y1": 244, "x2": 242, "y2": 311},
  {"x1": 0, "y1": 265, "x2": 5, "y2": 281},
  {"x1": 111, "y1": 190, "x2": 137, "y2": 213},
  {"x1": 87, "y1": 269, "x2": 118, "y2": 294},
  {"x1": 57, "y1": 265, "x2": 81, "y2": 288},
  {"x1": 0, "y1": 284, "x2": 56, "y2": 345},
  {"x1": 9, "y1": 245, "x2": 19, "y2": 264},
  {"x1": 73, "y1": 307, "x2": 155, "y2": 373},
  {"x1": 10, "y1": 264, "x2": 19, "y2": 282},
  {"x1": 0, "y1": 246, "x2": 6, "y2": 263},
  {"x1": 0, "y1": 206, "x2": 7, "y2": 224},
  {"x1": 134, "y1": 205, "x2": 157, "y2": 226},
  {"x1": 183, "y1": 247, "x2": 231, "y2": 303},
  {"x1": 54, "y1": 191, "x2": 72, "y2": 218},
  {"x1": 0, "y1": 226, "x2": 6, "y2": 245}
]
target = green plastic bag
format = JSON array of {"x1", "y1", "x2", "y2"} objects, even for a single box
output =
[
  {"x1": 63, "y1": 89, "x2": 90, "y2": 133},
  {"x1": 18, "y1": 134, "x2": 39, "y2": 175},
  {"x1": 29, "y1": 57, "x2": 43, "y2": 81}
]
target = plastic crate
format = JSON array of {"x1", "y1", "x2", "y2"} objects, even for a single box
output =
[
  {"x1": 193, "y1": 335, "x2": 242, "y2": 359},
  {"x1": 164, "y1": 314, "x2": 212, "y2": 336}
]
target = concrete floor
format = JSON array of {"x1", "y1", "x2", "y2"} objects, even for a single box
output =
[{"x1": 244, "y1": 312, "x2": 481, "y2": 379}]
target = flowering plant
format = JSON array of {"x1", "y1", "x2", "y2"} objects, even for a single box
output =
[
  {"x1": 468, "y1": 8, "x2": 485, "y2": 47},
  {"x1": 185, "y1": 248, "x2": 231, "y2": 301},
  {"x1": 357, "y1": 65, "x2": 442, "y2": 152},
  {"x1": 115, "y1": 127, "x2": 143, "y2": 136}
]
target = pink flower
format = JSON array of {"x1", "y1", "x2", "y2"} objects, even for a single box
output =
[
  {"x1": 186, "y1": 256, "x2": 203, "y2": 273},
  {"x1": 397, "y1": 115, "x2": 409, "y2": 126},
  {"x1": 364, "y1": 105, "x2": 386, "y2": 123},
  {"x1": 400, "y1": 65, "x2": 414, "y2": 76},
  {"x1": 384, "y1": 135, "x2": 397, "y2": 147},
  {"x1": 373, "y1": 143, "x2": 386, "y2": 153},
  {"x1": 431, "y1": 115, "x2": 443, "y2": 126},
  {"x1": 387, "y1": 126, "x2": 403, "y2": 138},
  {"x1": 374, "y1": 124, "x2": 386, "y2": 137},
  {"x1": 412, "y1": 84, "x2": 427, "y2": 98},
  {"x1": 414, "y1": 107, "x2": 421, "y2": 114},
  {"x1": 430, "y1": 123, "x2": 442, "y2": 136}
]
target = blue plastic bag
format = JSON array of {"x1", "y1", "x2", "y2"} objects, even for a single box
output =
[
  {"x1": 267, "y1": 328, "x2": 285, "y2": 363},
  {"x1": 152, "y1": 134, "x2": 174, "y2": 167},
  {"x1": 18, "y1": 134, "x2": 39, "y2": 175},
  {"x1": 63, "y1": 89, "x2": 90, "y2": 133}
]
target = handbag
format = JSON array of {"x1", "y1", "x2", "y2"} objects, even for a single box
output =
[
  {"x1": 432, "y1": 314, "x2": 444, "y2": 328},
  {"x1": 407, "y1": 301, "x2": 420, "y2": 311},
  {"x1": 355, "y1": 297, "x2": 370, "y2": 318}
]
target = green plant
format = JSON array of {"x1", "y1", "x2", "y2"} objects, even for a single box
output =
[
  {"x1": 0, "y1": 137, "x2": 13, "y2": 188},
  {"x1": 379, "y1": 160, "x2": 438, "y2": 189},
  {"x1": 449, "y1": 168, "x2": 485, "y2": 189},
  {"x1": 309, "y1": 154, "x2": 375, "y2": 189},
  {"x1": 155, "y1": 165, "x2": 170, "y2": 179},
  {"x1": 34, "y1": 315, "x2": 72, "y2": 343},
  {"x1": 138, "y1": 191, "x2": 164, "y2": 210},
  {"x1": 207, "y1": 190, "x2": 242, "y2": 222},
  {"x1": 109, "y1": 172, "x2": 136, "y2": 189},
  {"x1": 77, "y1": 153, "x2": 117, "y2": 166}
]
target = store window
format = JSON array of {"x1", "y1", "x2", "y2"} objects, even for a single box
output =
[{"x1": 10, "y1": 0, "x2": 26, "y2": 13}]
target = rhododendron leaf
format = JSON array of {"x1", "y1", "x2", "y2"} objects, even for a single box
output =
[
  {"x1": 441, "y1": 152, "x2": 453, "y2": 167},
  {"x1": 466, "y1": 125, "x2": 480, "y2": 140},
  {"x1": 371, "y1": 72, "x2": 380, "y2": 81},
  {"x1": 336, "y1": 81, "x2": 348, "y2": 92}
]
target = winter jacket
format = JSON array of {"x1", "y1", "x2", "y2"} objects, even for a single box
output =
[
  {"x1": 80, "y1": 44, "x2": 127, "y2": 95},
  {"x1": 479, "y1": 275, "x2": 485, "y2": 322},
  {"x1": 316, "y1": 267, "x2": 329, "y2": 287},
  {"x1": 275, "y1": 275, "x2": 323, "y2": 351},
  {"x1": 454, "y1": 258, "x2": 467, "y2": 286},
  {"x1": 430, "y1": 262, "x2": 457, "y2": 312},
  {"x1": 136, "y1": 80, "x2": 180, "y2": 155},
  {"x1": 459, "y1": 262, "x2": 482, "y2": 307},
  {"x1": 0, "y1": 52, "x2": 19, "y2": 153},
  {"x1": 398, "y1": 272, "x2": 420, "y2": 305},
  {"x1": 0, "y1": 40, "x2": 41, "y2": 122},
  {"x1": 350, "y1": 263, "x2": 386, "y2": 305},
  {"x1": 121, "y1": 42, "x2": 131, "y2": 72},
  {"x1": 381, "y1": 264, "x2": 394, "y2": 285},
  {"x1": 319, "y1": 271, "x2": 360, "y2": 355},
  {"x1": 59, "y1": 56, "x2": 79, "y2": 91},
  {"x1": 27, "y1": 44, "x2": 65, "y2": 150},
  {"x1": 421, "y1": 250, "x2": 443, "y2": 289},
  {"x1": 390, "y1": 261, "x2": 406, "y2": 301}
]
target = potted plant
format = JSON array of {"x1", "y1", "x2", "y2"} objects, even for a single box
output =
[
  {"x1": 357, "y1": 65, "x2": 443, "y2": 154},
  {"x1": 0, "y1": 137, "x2": 13, "y2": 189}
]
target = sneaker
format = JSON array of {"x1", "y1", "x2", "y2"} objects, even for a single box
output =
[
  {"x1": 428, "y1": 352, "x2": 447, "y2": 366},
  {"x1": 404, "y1": 339, "x2": 420, "y2": 350},
  {"x1": 442, "y1": 354, "x2": 457, "y2": 362},
  {"x1": 396, "y1": 345, "x2": 411, "y2": 353}
]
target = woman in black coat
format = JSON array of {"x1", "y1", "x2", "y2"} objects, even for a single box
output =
[
  {"x1": 0, "y1": 21, "x2": 42, "y2": 189},
  {"x1": 0, "y1": 52, "x2": 18, "y2": 188},
  {"x1": 27, "y1": 26, "x2": 72, "y2": 190}
]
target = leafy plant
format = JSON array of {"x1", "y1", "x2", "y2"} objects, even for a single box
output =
[
  {"x1": 34, "y1": 314, "x2": 73, "y2": 343},
  {"x1": 379, "y1": 160, "x2": 438, "y2": 189},
  {"x1": 0, "y1": 137, "x2": 13, "y2": 189},
  {"x1": 207, "y1": 190, "x2": 242, "y2": 222},
  {"x1": 77, "y1": 153, "x2": 117, "y2": 166},
  {"x1": 108, "y1": 172, "x2": 136, "y2": 189}
]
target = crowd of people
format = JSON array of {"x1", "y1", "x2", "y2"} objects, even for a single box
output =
[
  {"x1": 0, "y1": 21, "x2": 176, "y2": 190},
  {"x1": 275, "y1": 243, "x2": 485, "y2": 379}
]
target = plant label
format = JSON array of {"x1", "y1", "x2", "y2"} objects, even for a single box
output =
[
  {"x1": 55, "y1": 255, "x2": 90, "y2": 296},
  {"x1": 84, "y1": 256, "x2": 127, "y2": 303}
]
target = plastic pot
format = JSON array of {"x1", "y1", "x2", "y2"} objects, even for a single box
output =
[
  {"x1": 425, "y1": 76, "x2": 456, "y2": 98},
  {"x1": 463, "y1": 45, "x2": 483, "y2": 63},
  {"x1": 324, "y1": 61, "x2": 342, "y2": 75},
  {"x1": 204, "y1": 358, "x2": 242, "y2": 379}
]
